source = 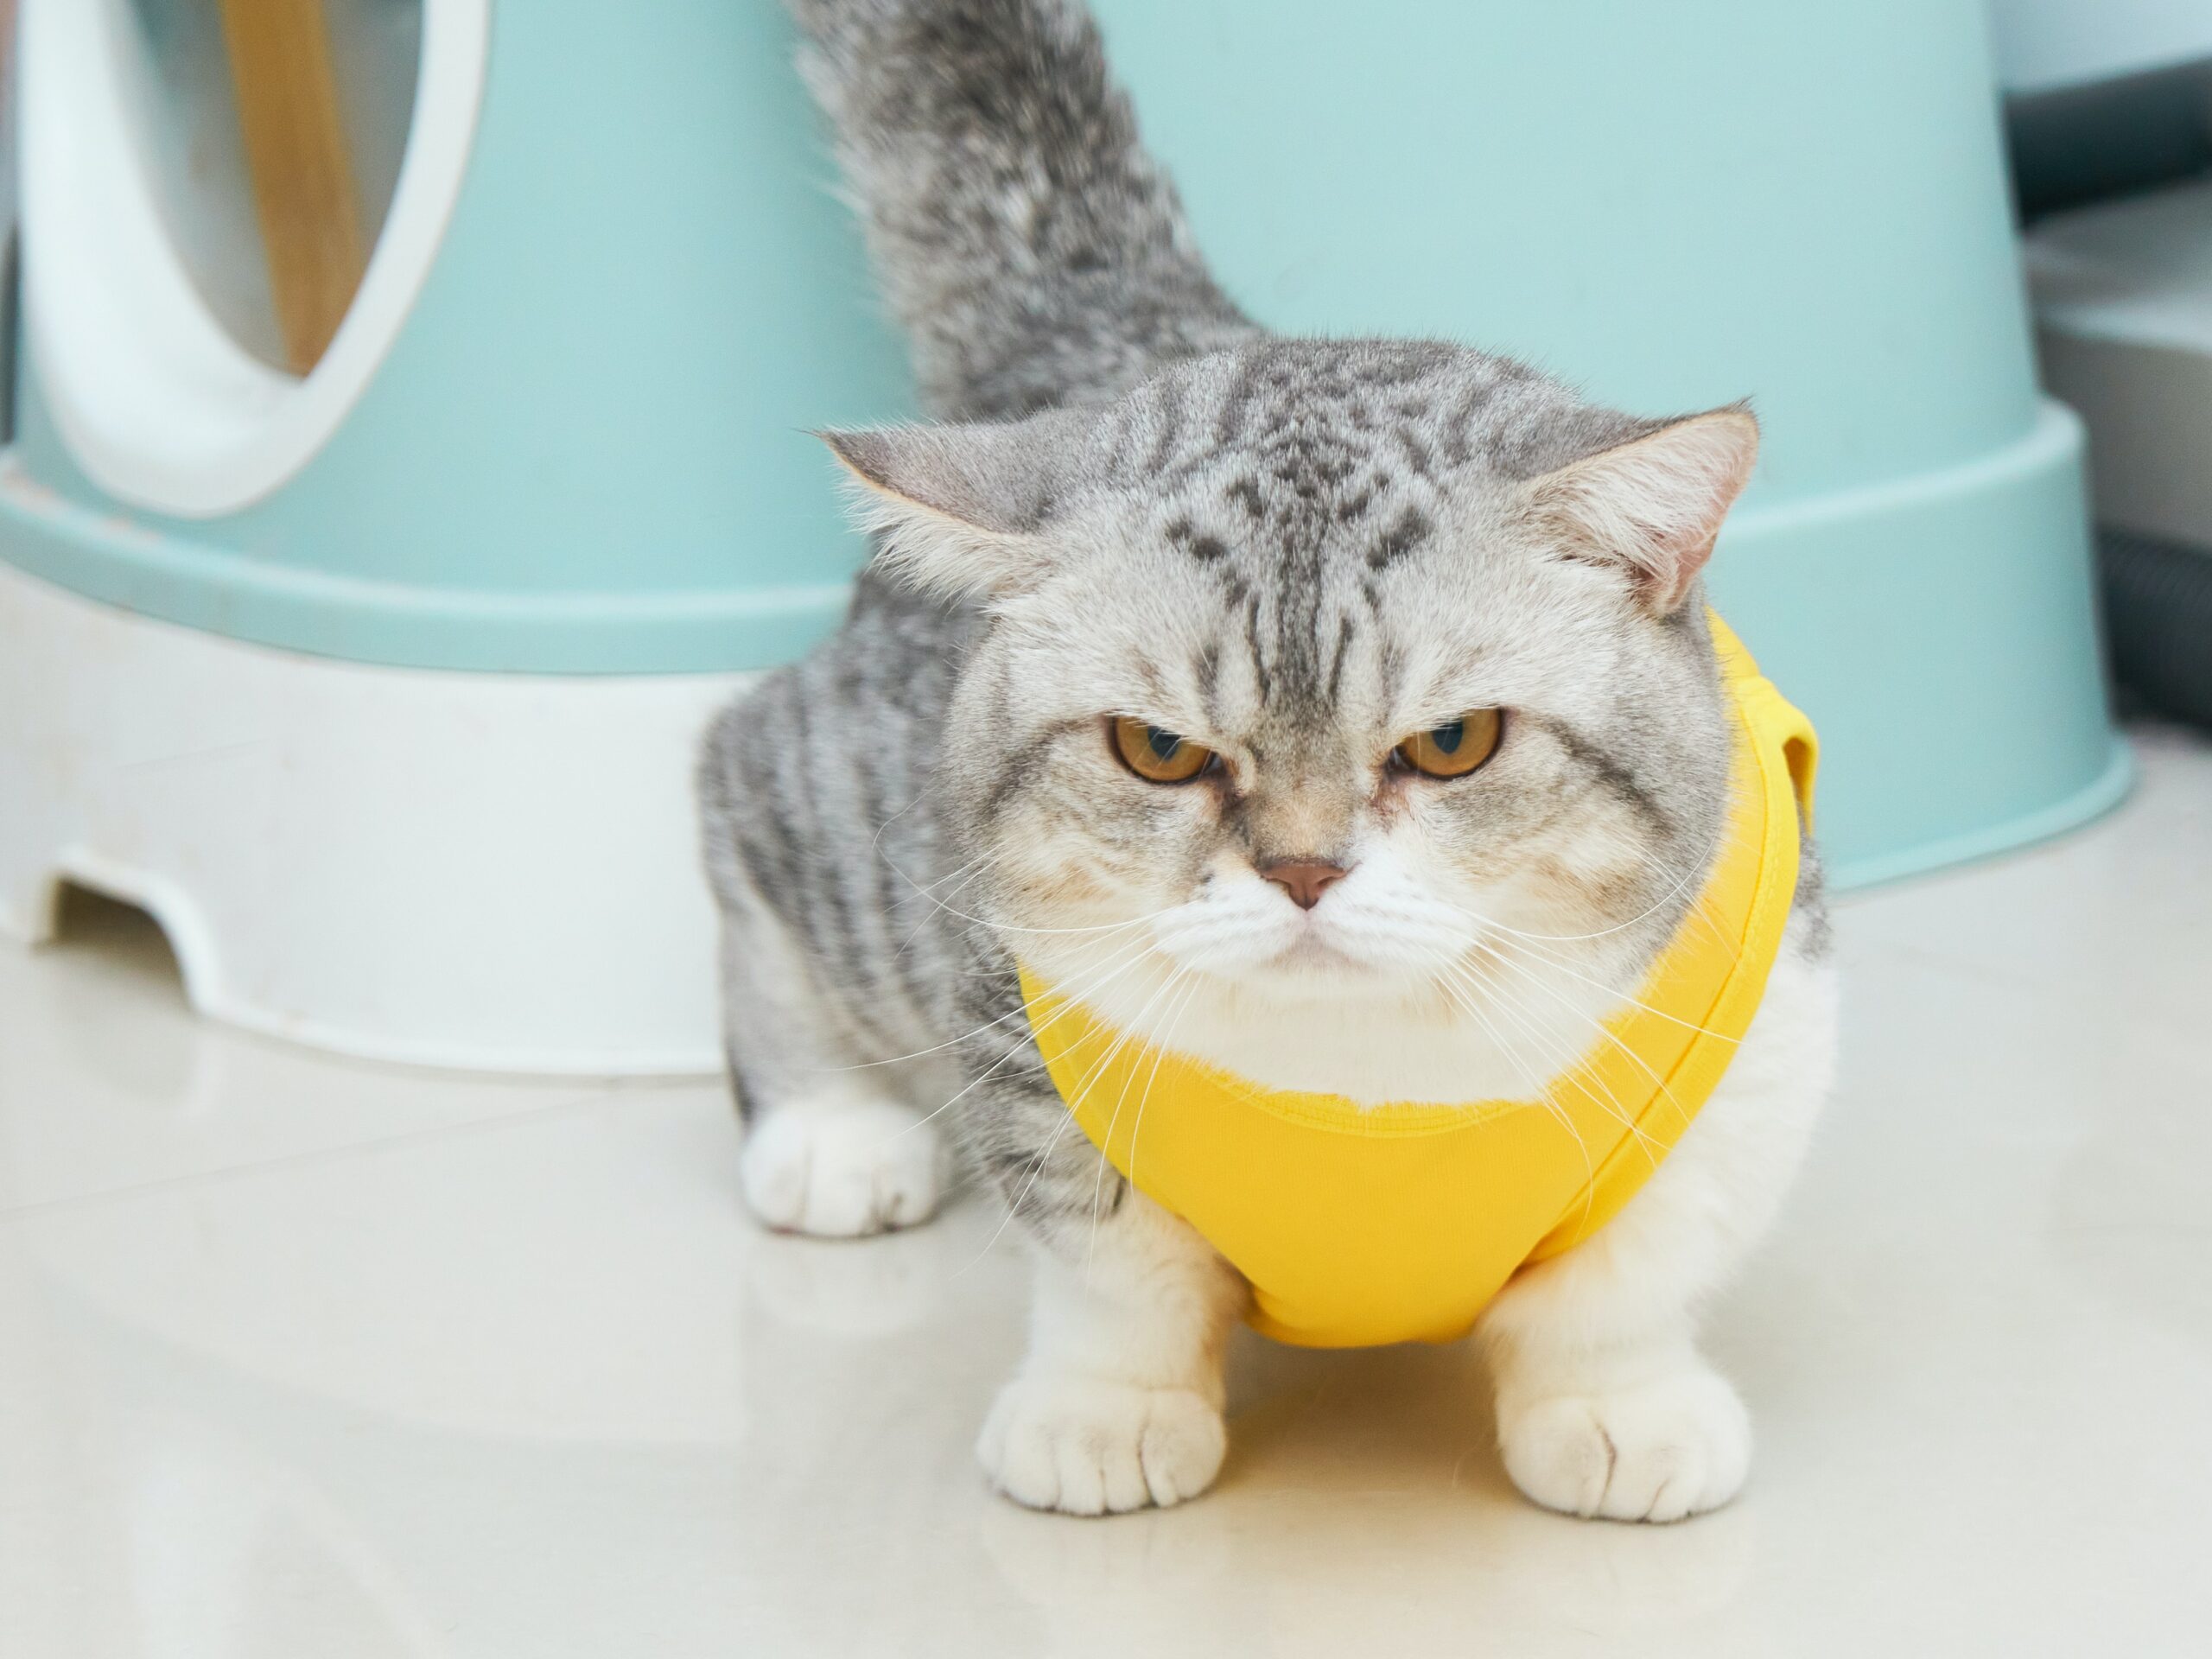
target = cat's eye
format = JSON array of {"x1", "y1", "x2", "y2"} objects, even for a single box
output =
[
  {"x1": 1111, "y1": 716, "x2": 1219, "y2": 784},
  {"x1": 1394, "y1": 709, "x2": 1503, "y2": 779}
]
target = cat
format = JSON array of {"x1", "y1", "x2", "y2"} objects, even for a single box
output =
[{"x1": 698, "y1": 0, "x2": 1837, "y2": 1521}]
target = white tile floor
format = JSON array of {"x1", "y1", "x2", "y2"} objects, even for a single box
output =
[{"x1": 3, "y1": 726, "x2": 2209, "y2": 1658}]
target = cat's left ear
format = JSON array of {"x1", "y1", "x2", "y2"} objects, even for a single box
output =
[
  {"x1": 817, "y1": 410, "x2": 1084, "y2": 601},
  {"x1": 1522, "y1": 406, "x2": 1758, "y2": 613}
]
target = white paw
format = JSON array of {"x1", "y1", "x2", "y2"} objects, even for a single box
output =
[
  {"x1": 1498, "y1": 1366, "x2": 1751, "y2": 1522},
  {"x1": 978, "y1": 1375, "x2": 1226, "y2": 1516},
  {"x1": 740, "y1": 1099, "x2": 946, "y2": 1238}
]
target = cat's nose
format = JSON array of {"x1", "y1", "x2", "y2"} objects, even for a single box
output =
[{"x1": 1261, "y1": 859, "x2": 1349, "y2": 911}]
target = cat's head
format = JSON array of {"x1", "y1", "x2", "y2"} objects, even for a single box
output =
[{"x1": 827, "y1": 340, "x2": 1752, "y2": 1090}]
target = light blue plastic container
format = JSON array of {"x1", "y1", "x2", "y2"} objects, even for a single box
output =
[
  {"x1": 1, "y1": 0, "x2": 911, "y2": 674},
  {"x1": 0, "y1": 0, "x2": 2126, "y2": 886}
]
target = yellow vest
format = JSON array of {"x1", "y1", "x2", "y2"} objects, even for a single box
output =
[{"x1": 1018, "y1": 616, "x2": 1815, "y2": 1349}]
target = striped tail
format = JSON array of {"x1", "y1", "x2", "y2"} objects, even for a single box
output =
[{"x1": 786, "y1": 0, "x2": 1258, "y2": 421}]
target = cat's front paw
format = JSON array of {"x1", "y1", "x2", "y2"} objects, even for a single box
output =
[
  {"x1": 978, "y1": 1375, "x2": 1226, "y2": 1516},
  {"x1": 739, "y1": 1098, "x2": 946, "y2": 1238},
  {"x1": 1498, "y1": 1366, "x2": 1751, "y2": 1522}
]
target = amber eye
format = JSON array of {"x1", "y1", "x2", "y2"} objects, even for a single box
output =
[
  {"x1": 1111, "y1": 716, "x2": 1218, "y2": 784},
  {"x1": 1394, "y1": 709, "x2": 1503, "y2": 779}
]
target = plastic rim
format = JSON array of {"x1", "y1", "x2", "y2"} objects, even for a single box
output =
[{"x1": 16, "y1": 0, "x2": 489, "y2": 518}]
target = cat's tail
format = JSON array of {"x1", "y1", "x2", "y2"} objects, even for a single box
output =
[{"x1": 786, "y1": 0, "x2": 1258, "y2": 422}]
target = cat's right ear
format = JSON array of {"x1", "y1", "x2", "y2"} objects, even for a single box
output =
[{"x1": 817, "y1": 413, "x2": 1080, "y2": 601}]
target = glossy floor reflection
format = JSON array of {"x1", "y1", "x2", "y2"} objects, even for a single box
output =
[{"x1": 3, "y1": 728, "x2": 2209, "y2": 1657}]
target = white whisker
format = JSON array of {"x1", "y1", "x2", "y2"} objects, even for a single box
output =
[
  {"x1": 814, "y1": 928, "x2": 1156, "y2": 1075},
  {"x1": 1451, "y1": 806, "x2": 1734, "y2": 944},
  {"x1": 1080, "y1": 965, "x2": 1192, "y2": 1281},
  {"x1": 958, "y1": 1109, "x2": 1078, "y2": 1276},
  {"x1": 878, "y1": 941, "x2": 1165, "y2": 1138},
  {"x1": 879, "y1": 842, "x2": 1179, "y2": 936},
  {"x1": 1477, "y1": 925, "x2": 1742, "y2": 1046},
  {"x1": 1444, "y1": 958, "x2": 1662, "y2": 1166},
  {"x1": 1429, "y1": 968, "x2": 1597, "y2": 1224},
  {"x1": 1472, "y1": 939, "x2": 1700, "y2": 1141},
  {"x1": 1124, "y1": 974, "x2": 1203, "y2": 1200}
]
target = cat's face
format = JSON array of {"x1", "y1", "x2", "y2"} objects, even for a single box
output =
[{"x1": 831, "y1": 342, "x2": 1751, "y2": 1081}]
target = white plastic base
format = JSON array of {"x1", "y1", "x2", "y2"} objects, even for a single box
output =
[{"x1": 0, "y1": 562, "x2": 747, "y2": 1075}]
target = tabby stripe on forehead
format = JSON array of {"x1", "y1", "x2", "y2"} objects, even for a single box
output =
[
  {"x1": 1325, "y1": 614, "x2": 1354, "y2": 707},
  {"x1": 1243, "y1": 590, "x2": 1273, "y2": 700},
  {"x1": 1145, "y1": 380, "x2": 1189, "y2": 474},
  {"x1": 1214, "y1": 352, "x2": 1263, "y2": 445},
  {"x1": 1392, "y1": 424, "x2": 1436, "y2": 482},
  {"x1": 1442, "y1": 374, "x2": 1497, "y2": 467},
  {"x1": 1166, "y1": 518, "x2": 1229, "y2": 562},
  {"x1": 1367, "y1": 505, "x2": 1432, "y2": 569},
  {"x1": 1377, "y1": 632, "x2": 1408, "y2": 708}
]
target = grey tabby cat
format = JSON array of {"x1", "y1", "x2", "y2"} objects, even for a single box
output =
[{"x1": 700, "y1": 0, "x2": 1836, "y2": 1520}]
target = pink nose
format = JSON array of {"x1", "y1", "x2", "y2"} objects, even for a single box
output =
[{"x1": 1262, "y1": 859, "x2": 1349, "y2": 911}]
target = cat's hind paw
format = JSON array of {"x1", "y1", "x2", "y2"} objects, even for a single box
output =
[
  {"x1": 1498, "y1": 1364, "x2": 1751, "y2": 1523},
  {"x1": 978, "y1": 1375, "x2": 1225, "y2": 1516},
  {"x1": 740, "y1": 1097, "x2": 946, "y2": 1238}
]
